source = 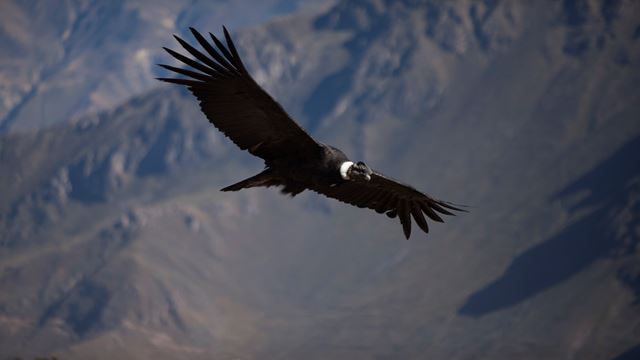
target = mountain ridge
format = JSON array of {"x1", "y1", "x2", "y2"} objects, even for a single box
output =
[{"x1": 1, "y1": 0, "x2": 639, "y2": 358}]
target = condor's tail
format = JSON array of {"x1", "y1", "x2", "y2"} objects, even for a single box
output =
[
  {"x1": 221, "y1": 169, "x2": 305, "y2": 196},
  {"x1": 221, "y1": 169, "x2": 277, "y2": 191}
]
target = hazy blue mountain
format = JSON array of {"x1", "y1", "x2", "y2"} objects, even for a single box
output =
[
  {"x1": 0, "y1": 0, "x2": 330, "y2": 132},
  {"x1": 1, "y1": 0, "x2": 639, "y2": 359}
]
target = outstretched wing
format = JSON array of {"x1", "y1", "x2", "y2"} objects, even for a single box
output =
[
  {"x1": 311, "y1": 171, "x2": 464, "y2": 239},
  {"x1": 158, "y1": 27, "x2": 322, "y2": 163}
]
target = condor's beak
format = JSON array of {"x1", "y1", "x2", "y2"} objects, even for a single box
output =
[{"x1": 365, "y1": 174, "x2": 371, "y2": 181}]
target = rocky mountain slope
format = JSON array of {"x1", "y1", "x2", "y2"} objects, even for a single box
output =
[
  {"x1": 0, "y1": 0, "x2": 329, "y2": 132},
  {"x1": 1, "y1": 0, "x2": 639, "y2": 358}
]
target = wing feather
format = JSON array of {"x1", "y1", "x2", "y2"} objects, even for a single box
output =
[
  {"x1": 397, "y1": 200, "x2": 411, "y2": 239},
  {"x1": 173, "y1": 34, "x2": 234, "y2": 77},
  {"x1": 411, "y1": 202, "x2": 429, "y2": 234},
  {"x1": 374, "y1": 191, "x2": 394, "y2": 213},
  {"x1": 189, "y1": 27, "x2": 239, "y2": 75},
  {"x1": 157, "y1": 64, "x2": 213, "y2": 82},
  {"x1": 420, "y1": 202, "x2": 443, "y2": 223},
  {"x1": 162, "y1": 47, "x2": 224, "y2": 78},
  {"x1": 310, "y1": 171, "x2": 463, "y2": 239},
  {"x1": 158, "y1": 27, "x2": 321, "y2": 162},
  {"x1": 223, "y1": 26, "x2": 248, "y2": 73},
  {"x1": 157, "y1": 77, "x2": 206, "y2": 87}
]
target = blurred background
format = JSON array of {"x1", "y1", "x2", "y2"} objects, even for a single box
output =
[{"x1": 1, "y1": 0, "x2": 639, "y2": 359}]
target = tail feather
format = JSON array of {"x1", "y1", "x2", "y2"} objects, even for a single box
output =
[
  {"x1": 221, "y1": 170, "x2": 306, "y2": 197},
  {"x1": 221, "y1": 170, "x2": 278, "y2": 192}
]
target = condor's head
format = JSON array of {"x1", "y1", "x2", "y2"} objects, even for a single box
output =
[{"x1": 340, "y1": 161, "x2": 372, "y2": 182}]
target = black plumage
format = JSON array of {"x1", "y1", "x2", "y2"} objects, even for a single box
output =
[{"x1": 158, "y1": 27, "x2": 464, "y2": 239}]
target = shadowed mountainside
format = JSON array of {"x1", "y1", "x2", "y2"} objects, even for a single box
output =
[{"x1": 459, "y1": 135, "x2": 640, "y2": 316}]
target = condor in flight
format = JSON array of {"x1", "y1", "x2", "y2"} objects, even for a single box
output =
[{"x1": 158, "y1": 27, "x2": 464, "y2": 239}]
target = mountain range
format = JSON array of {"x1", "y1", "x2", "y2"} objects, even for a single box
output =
[{"x1": 1, "y1": 0, "x2": 639, "y2": 358}]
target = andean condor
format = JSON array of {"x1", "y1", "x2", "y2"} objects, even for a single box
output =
[{"x1": 158, "y1": 27, "x2": 465, "y2": 239}]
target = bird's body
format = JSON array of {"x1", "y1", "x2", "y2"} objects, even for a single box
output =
[
  {"x1": 159, "y1": 27, "x2": 464, "y2": 239},
  {"x1": 224, "y1": 144, "x2": 348, "y2": 194}
]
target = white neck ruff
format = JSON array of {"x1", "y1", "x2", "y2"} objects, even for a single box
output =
[{"x1": 340, "y1": 161, "x2": 354, "y2": 180}]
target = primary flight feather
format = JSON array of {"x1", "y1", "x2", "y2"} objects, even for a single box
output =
[{"x1": 158, "y1": 27, "x2": 464, "y2": 239}]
